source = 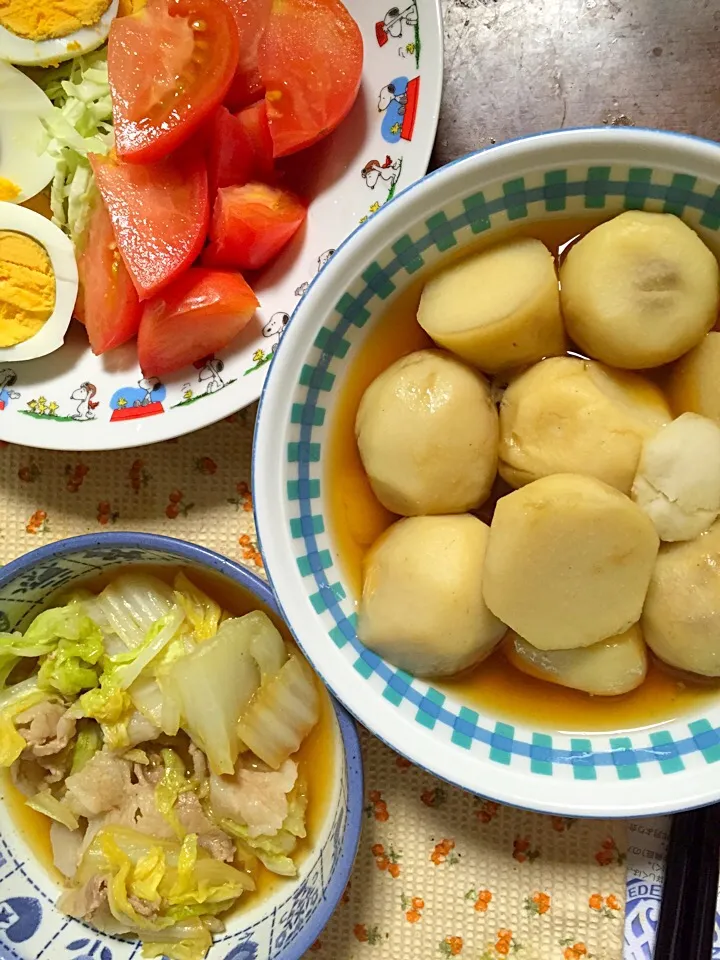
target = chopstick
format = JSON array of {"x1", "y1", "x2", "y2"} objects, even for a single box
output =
[{"x1": 654, "y1": 804, "x2": 720, "y2": 959}]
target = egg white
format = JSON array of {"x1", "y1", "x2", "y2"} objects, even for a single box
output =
[
  {"x1": 0, "y1": 62, "x2": 55, "y2": 202},
  {"x1": 0, "y1": 201, "x2": 78, "y2": 361},
  {"x1": 0, "y1": 0, "x2": 118, "y2": 67}
]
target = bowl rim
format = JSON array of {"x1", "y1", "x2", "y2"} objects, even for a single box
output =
[
  {"x1": 0, "y1": 531, "x2": 363, "y2": 960},
  {"x1": 253, "y1": 126, "x2": 720, "y2": 819}
]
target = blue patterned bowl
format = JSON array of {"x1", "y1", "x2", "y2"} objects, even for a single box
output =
[
  {"x1": 253, "y1": 127, "x2": 720, "y2": 818},
  {"x1": 0, "y1": 533, "x2": 363, "y2": 960}
]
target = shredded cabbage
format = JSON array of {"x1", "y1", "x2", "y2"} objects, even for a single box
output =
[
  {"x1": 69, "y1": 826, "x2": 253, "y2": 959},
  {"x1": 70, "y1": 721, "x2": 101, "y2": 775},
  {"x1": 32, "y1": 48, "x2": 113, "y2": 246},
  {"x1": 173, "y1": 574, "x2": 221, "y2": 642},
  {"x1": 25, "y1": 790, "x2": 79, "y2": 831},
  {"x1": 0, "y1": 678, "x2": 54, "y2": 766},
  {"x1": 219, "y1": 780, "x2": 308, "y2": 878},
  {"x1": 155, "y1": 750, "x2": 194, "y2": 839},
  {"x1": 114, "y1": 607, "x2": 185, "y2": 691},
  {"x1": 237, "y1": 654, "x2": 320, "y2": 769},
  {"x1": 167, "y1": 620, "x2": 261, "y2": 776}
]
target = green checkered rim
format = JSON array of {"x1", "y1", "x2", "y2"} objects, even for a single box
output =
[{"x1": 286, "y1": 165, "x2": 720, "y2": 778}]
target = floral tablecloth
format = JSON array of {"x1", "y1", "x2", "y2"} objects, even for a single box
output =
[{"x1": 0, "y1": 408, "x2": 627, "y2": 960}]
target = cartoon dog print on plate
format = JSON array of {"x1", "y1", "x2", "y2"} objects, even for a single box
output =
[
  {"x1": 173, "y1": 356, "x2": 237, "y2": 407},
  {"x1": 295, "y1": 249, "x2": 336, "y2": 298},
  {"x1": 71, "y1": 382, "x2": 100, "y2": 421},
  {"x1": 359, "y1": 155, "x2": 404, "y2": 223},
  {"x1": 18, "y1": 379, "x2": 100, "y2": 423},
  {"x1": 375, "y1": 3, "x2": 420, "y2": 67},
  {"x1": 378, "y1": 76, "x2": 420, "y2": 143},
  {"x1": 110, "y1": 377, "x2": 166, "y2": 421},
  {"x1": 244, "y1": 311, "x2": 291, "y2": 377},
  {"x1": 0, "y1": 369, "x2": 19, "y2": 411}
]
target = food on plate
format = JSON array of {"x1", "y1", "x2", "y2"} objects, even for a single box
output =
[
  {"x1": 507, "y1": 624, "x2": 648, "y2": 696},
  {"x1": 0, "y1": 63, "x2": 55, "y2": 203},
  {"x1": 0, "y1": 0, "x2": 118, "y2": 65},
  {"x1": 560, "y1": 211, "x2": 720, "y2": 368},
  {"x1": 258, "y1": 0, "x2": 364, "y2": 157},
  {"x1": 631, "y1": 413, "x2": 720, "y2": 542},
  {"x1": 642, "y1": 520, "x2": 720, "y2": 676},
  {"x1": 355, "y1": 350, "x2": 498, "y2": 516},
  {"x1": 668, "y1": 332, "x2": 720, "y2": 422},
  {"x1": 107, "y1": 0, "x2": 240, "y2": 163},
  {"x1": 498, "y1": 356, "x2": 671, "y2": 493},
  {"x1": 416, "y1": 237, "x2": 566, "y2": 373},
  {"x1": 0, "y1": 230, "x2": 55, "y2": 346},
  {"x1": 358, "y1": 515, "x2": 506, "y2": 677},
  {"x1": 482, "y1": 474, "x2": 659, "y2": 650},
  {"x1": 223, "y1": 0, "x2": 271, "y2": 112},
  {"x1": 0, "y1": 202, "x2": 78, "y2": 360},
  {"x1": 0, "y1": 571, "x2": 322, "y2": 960},
  {"x1": 203, "y1": 182, "x2": 306, "y2": 272},
  {"x1": 75, "y1": 195, "x2": 141, "y2": 353},
  {"x1": 137, "y1": 268, "x2": 259, "y2": 377},
  {"x1": 90, "y1": 147, "x2": 209, "y2": 300},
  {"x1": 0, "y1": 0, "x2": 363, "y2": 373},
  {"x1": 329, "y1": 210, "x2": 720, "y2": 714}
]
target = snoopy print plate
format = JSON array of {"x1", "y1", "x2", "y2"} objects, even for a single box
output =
[{"x1": 0, "y1": 0, "x2": 443, "y2": 452}]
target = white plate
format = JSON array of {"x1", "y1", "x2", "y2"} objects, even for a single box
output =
[{"x1": 0, "y1": 0, "x2": 443, "y2": 451}]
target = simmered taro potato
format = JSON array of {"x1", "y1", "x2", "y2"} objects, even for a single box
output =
[
  {"x1": 507, "y1": 624, "x2": 648, "y2": 696},
  {"x1": 560, "y1": 211, "x2": 719, "y2": 369},
  {"x1": 417, "y1": 237, "x2": 565, "y2": 374},
  {"x1": 355, "y1": 349, "x2": 498, "y2": 516},
  {"x1": 358, "y1": 514, "x2": 506, "y2": 677},
  {"x1": 483, "y1": 474, "x2": 659, "y2": 650},
  {"x1": 642, "y1": 519, "x2": 720, "y2": 677},
  {"x1": 499, "y1": 356, "x2": 670, "y2": 493}
]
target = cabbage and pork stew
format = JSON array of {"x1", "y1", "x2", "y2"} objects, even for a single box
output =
[{"x1": 0, "y1": 572, "x2": 322, "y2": 960}]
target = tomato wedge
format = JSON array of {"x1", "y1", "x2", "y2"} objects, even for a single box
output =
[
  {"x1": 235, "y1": 100, "x2": 275, "y2": 183},
  {"x1": 109, "y1": 0, "x2": 240, "y2": 163},
  {"x1": 258, "y1": 0, "x2": 363, "y2": 157},
  {"x1": 221, "y1": 0, "x2": 271, "y2": 112},
  {"x1": 90, "y1": 147, "x2": 209, "y2": 301},
  {"x1": 138, "y1": 268, "x2": 259, "y2": 376},
  {"x1": 203, "y1": 182, "x2": 306, "y2": 271},
  {"x1": 207, "y1": 106, "x2": 255, "y2": 198},
  {"x1": 76, "y1": 198, "x2": 142, "y2": 354}
]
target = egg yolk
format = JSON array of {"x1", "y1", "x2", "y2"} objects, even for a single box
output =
[
  {"x1": 0, "y1": 230, "x2": 56, "y2": 347},
  {"x1": 0, "y1": 179, "x2": 20, "y2": 203},
  {"x1": 0, "y1": 0, "x2": 111, "y2": 41}
]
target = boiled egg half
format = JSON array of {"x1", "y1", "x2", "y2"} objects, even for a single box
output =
[
  {"x1": 0, "y1": 62, "x2": 55, "y2": 203},
  {"x1": 0, "y1": 0, "x2": 118, "y2": 66},
  {"x1": 0, "y1": 202, "x2": 78, "y2": 361}
]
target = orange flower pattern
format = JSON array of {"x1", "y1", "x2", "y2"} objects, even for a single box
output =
[
  {"x1": 588, "y1": 892, "x2": 621, "y2": 918},
  {"x1": 524, "y1": 891, "x2": 550, "y2": 915},
  {"x1": 560, "y1": 939, "x2": 592, "y2": 959},
  {"x1": 430, "y1": 838, "x2": 457, "y2": 866}
]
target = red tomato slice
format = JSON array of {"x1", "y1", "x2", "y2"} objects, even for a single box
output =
[
  {"x1": 203, "y1": 182, "x2": 306, "y2": 270},
  {"x1": 138, "y1": 268, "x2": 259, "y2": 376},
  {"x1": 207, "y1": 106, "x2": 255, "y2": 198},
  {"x1": 236, "y1": 100, "x2": 275, "y2": 182},
  {"x1": 258, "y1": 0, "x2": 363, "y2": 158},
  {"x1": 109, "y1": 0, "x2": 240, "y2": 163},
  {"x1": 221, "y1": 0, "x2": 271, "y2": 112},
  {"x1": 90, "y1": 147, "x2": 209, "y2": 301},
  {"x1": 76, "y1": 197, "x2": 142, "y2": 355}
]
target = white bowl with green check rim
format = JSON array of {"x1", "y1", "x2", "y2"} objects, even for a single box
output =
[{"x1": 253, "y1": 128, "x2": 720, "y2": 818}]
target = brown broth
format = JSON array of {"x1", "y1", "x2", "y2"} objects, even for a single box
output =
[
  {"x1": 325, "y1": 217, "x2": 720, "y2": 734},
  {"x1": 1, "y1": 565, "x2": 338, "y2": 908}
]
